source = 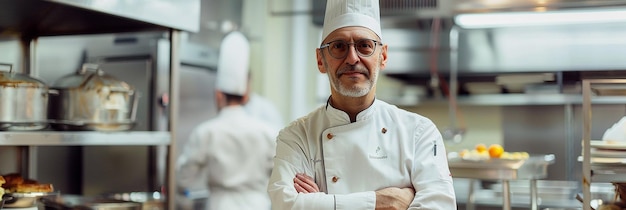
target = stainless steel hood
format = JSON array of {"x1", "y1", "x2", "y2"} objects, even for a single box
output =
[
  {"x1": 454, "y1": 0, "x2": 626, "y2": 13},
  {"x1": 0, "y1": 0, "x2": 200, "y2": 37},
  {"x1": 384, "y1": 22, "x2": 626, "y2": 76},
  {"x1": 368, "y1": 0, "x2": 626, "y2": 84}
]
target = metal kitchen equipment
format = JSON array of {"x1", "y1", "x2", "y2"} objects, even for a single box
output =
[
  {"x1": 581, "y1": 79, "x2": 626, "y2": 210},
  {"x1": 106, "y1": 191, "x2": 165, "y2": 210},
  {"x1": 48, "y1": 64, "x2": 138, "y2": 131},
  {"x1": 39, "y1": 194, "x2": 141, "y2": 210},
  {"x1": 448, "y1": 154, "x2": 555, "y2": 210},
  {"x1": 0, "y1": 0, "x2": 199, "y2": 209},
  {"x1": 1, "y1": 192, "x2": 59, "y2": 208},
  {"x1": 0, "y1": 63, "x2": 49, "y2": 131}
]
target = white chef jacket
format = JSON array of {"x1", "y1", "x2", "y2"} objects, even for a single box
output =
[
  {"x1": 245, "y1": 92, "x2": 285, "y2": 131},
  {"x1": 177, "y1": 105, "x2": 278, "y2": 210},
  {"x1": 267, "y1": 99, "x2": 456, "y2": 210}
]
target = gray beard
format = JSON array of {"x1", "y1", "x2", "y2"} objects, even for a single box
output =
[{"x1": 329, "y1": 67, "x2": 378, "y2": 98}]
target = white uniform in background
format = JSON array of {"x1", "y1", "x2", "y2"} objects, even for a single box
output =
[
  {"x1": 245, "y1": 92, "x2": 284, "y2": 132},
  {"x1": 176, "y1": 31, "x2": 277, "y2": 210},
  {"x1": 268, "y1": 99, "x2": 456, "y2": 210},
  {"x1": 178, "y1": 106, "x2": 276, "y2": 210}
]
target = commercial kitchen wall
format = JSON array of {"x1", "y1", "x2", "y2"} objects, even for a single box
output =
[{"x1": 239, "y1": 0, "x2": 626, "y2": 183}]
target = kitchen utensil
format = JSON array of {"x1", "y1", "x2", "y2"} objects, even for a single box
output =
[
  {"x1": 48, "y1": 64, "x2": 138, "y2": 131},
  {"x1": 0, "y1": 63, "x2": 49, "y2": 131},
  {"x1": 442, "y1": 25, "x2": 467, "y2": 144}
]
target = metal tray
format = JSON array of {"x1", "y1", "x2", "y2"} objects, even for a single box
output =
[
  {"x1": 49, "y1": 120, "x2": 135, "y2": 131},
  {"x1": 590, "y1": 140, "x2": 626, "y2": 150},
  {"x1": 39, "y1": 194, "x2": 141, "y2": 210},
  {"x1": 448, "y1": 154, "x2": 555, "y2": 180}
]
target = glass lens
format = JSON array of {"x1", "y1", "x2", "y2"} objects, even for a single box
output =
[
  {"x1": 328, "y1": 41, "x2": 349, "y2": 58},
  {"x1": 355, "y1": 40, "x2": 375, "y2": 56},
  {"x1": 327, "y1": 40, "x2": 377, "y2": 58}
]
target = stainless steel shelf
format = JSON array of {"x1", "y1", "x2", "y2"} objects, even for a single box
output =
[
  {"x1": 449, "y1": 155, "x2": 556, "y2": 210},
  {"x1": 388, "y1": 93, "x2": 626, "y2": 107},
  {"x1": 0, "y1": 0, "x2": 199, "y2": 37},
  {"x1": 0, "y1": 131, "x2": 170, "y2": 146},
  {"x1": 449, "y1": 155, "x2": 556, "y2": 180},
  {"x1": 592, "y1": 162, "x2": 626, "y2": 182},
  {"x1": 581, "y1": 78, "x2": 626, "y2": 210}
]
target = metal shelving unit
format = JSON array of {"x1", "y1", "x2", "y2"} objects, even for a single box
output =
[
  {"x1": 389, "y1": 93, "x2": 626, "y2": 107},
  {"x1": 581, "y1": 78, "x2": 626, "y2": 210},
  {"x1": 0, "y1": 131, "x2": 170, "y2": 146},
  {"x1": 0, "y1": 1, "x2": 200, "y2": 209}
]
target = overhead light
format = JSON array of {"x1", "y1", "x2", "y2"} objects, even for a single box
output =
[{"x1": 455, "y1": 7, "x2": 626, "y2": 29}]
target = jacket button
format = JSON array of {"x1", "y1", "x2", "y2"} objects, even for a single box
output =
[
  {"x1": 332, "y1": 176, "x2": 339, "y2": 182},
  {"x1": 382, "y1": 128, "x2": 387, "y2": 134},
  {"x1": 327, "y1": 133, "x2": 334, "y2": 139}
]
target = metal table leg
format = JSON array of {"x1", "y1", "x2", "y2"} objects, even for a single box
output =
[
  {"x1": 531, "y1": 179, "x2": 538, "y2": 210},
  {"x1": 503, "y1": 180, "x2": 511, "y2": 210},
  {"x1": 467, "y1": 179, "x2": 476, "y2": 210}
]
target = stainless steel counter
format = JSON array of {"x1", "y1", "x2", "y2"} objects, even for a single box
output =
[
  {"x1": 449, "y1": 154, "x2": 556, "y2": 210},
  {"x1": 453, "y1": 178, "x2": 584, "y2": 210}
]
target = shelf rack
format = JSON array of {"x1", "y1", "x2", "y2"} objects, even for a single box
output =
[
  {"x1": 389, "y1": 93, "x2": 626, "y2": 107},
  {"x1": 0, "y1": 1, "x2": 200, "y2": 209},
  {"x1": 581, "y1": 78, "x2": 626, "y2": 210},
  {"x1": 0, "y1": 131, "x2": 170, "y2": 146}
]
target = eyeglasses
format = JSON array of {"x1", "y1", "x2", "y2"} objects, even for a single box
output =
[{"x1": 320, "y1": 39, "x2": 382, "y2": 59}]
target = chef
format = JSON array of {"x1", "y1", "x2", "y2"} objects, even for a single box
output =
[
  {"x1": 176, "y1": 31, "x2": 278, "y2": 210},
  {"x1": 266, "y1": 0, "x2": 457, "y2": 209}
]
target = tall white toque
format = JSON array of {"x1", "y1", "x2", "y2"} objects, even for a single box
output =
[
  {"x1": 321, "y1": 0, "x2": 382, "y2": 43},
  {"x1": 216, "y1": 31, "x2": 250, "y2": 96}
]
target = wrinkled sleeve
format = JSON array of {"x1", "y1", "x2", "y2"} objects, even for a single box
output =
[
  {"x1": 176, "y1": 127, "x2": 210, "y2": 191},
  {"x1": 268, "y1": 128, "x2": 376, "y2": 210},
  {"x1": 409, "y1": 118, "x2": 457, "y2": 210}
]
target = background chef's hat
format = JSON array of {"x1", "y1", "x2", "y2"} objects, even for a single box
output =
[
  {"x1": 216, "y1": 31, "x2": 250, "y2": 96},
  {"x1": 321, "y1": 0, "x2": 382, "y2": 43}
]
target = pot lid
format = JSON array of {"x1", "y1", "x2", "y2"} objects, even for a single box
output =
[
  {"x1": 53, "y1": 64, "x2": 133, "y2": 92},
  {"x1": 0, "y1": 63, "x2": 47, "y2": 88}
]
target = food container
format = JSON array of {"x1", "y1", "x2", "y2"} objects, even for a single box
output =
[
  {"x1": 48, "y1": 64, "x2": 138, "y2": 131},
  {"x1": 38, "y1": 194, "x2": 141, "y2": 210},
  {"x1": 0, "y1": 63, "x2": 49, "y2": 131}
]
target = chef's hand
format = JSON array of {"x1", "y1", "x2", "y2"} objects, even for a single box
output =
[
  {"x1": 293, "y1": 173, "x2": 319, "y2": 193},
  {"x1": 374, "y1": 187, "x2": 415, "y2": 210}
]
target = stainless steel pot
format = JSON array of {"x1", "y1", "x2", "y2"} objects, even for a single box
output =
[
  {"x1": 48, "y1": 64, "x2": 138, "y2": 131},
  {"x1": 0, "y1": 63, "x2": 49, "y2": 131}
]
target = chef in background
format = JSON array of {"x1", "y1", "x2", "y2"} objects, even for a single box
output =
[
  {"x1": 244, "y1": 83, "x2": 285, "y2": 132},
  {"x1": 176, "y1": 31, "x2": 277, "y2": 210}
]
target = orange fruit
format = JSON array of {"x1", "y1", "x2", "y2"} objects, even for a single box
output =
[
  {"x1": 488, "y1": 144, "x2": 504, "y2": 158},
  {"x1": 475, "y1": 144, "x2": 487, "y2": 153}
]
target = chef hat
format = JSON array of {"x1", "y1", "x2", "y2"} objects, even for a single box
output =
[
  {"x1": 216, "y1": 31, "x2": 250, "y2": 96},
  {"x1": 321, "y1": 0, "x2": 382, "y2": 43}
]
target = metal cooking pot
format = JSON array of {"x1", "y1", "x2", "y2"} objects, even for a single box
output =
[
  {"x1": 48, "y1": 64, "x2": 138, "y2": 131},
  {"x1": 0, "y1": 63, "x2": 49, "y2": 131}
]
